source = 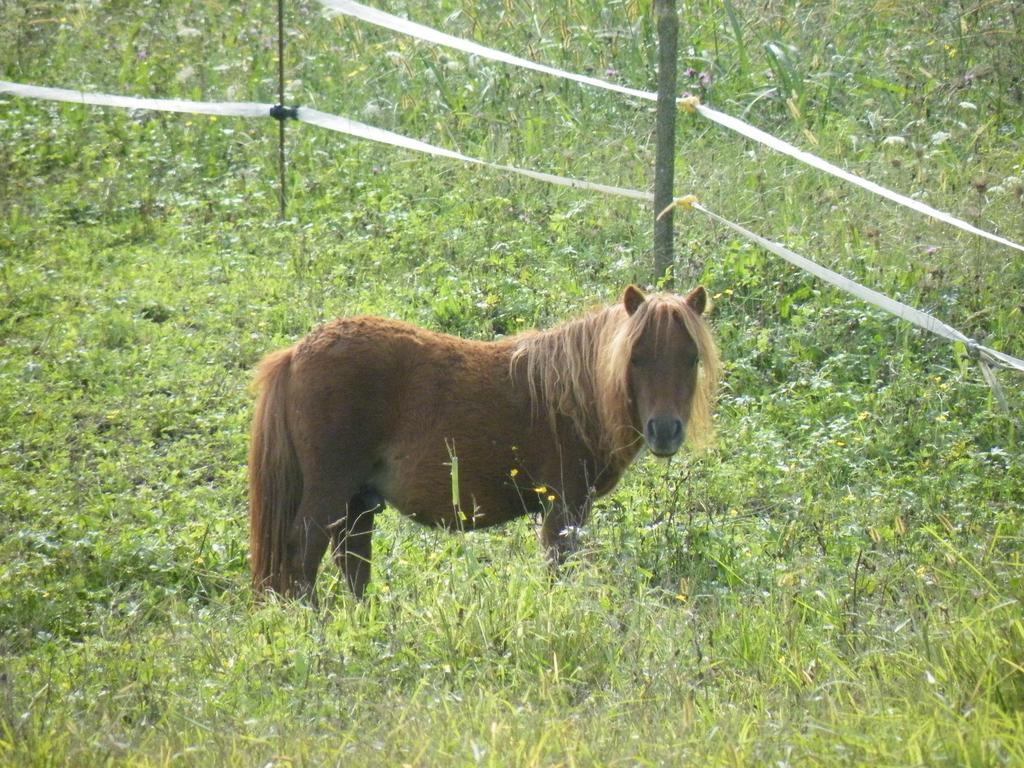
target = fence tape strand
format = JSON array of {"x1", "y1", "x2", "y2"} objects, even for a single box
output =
[
  {"x1": 316, "y1": 0, "x2": 1024, "y2": 255},
  {"x1": 316, "y1": 0, "x2": 656, "y2": 102},
  {"x1": 2, "y1": 78, "x2": 1021, "y2": 376},
  {"x1": 685, "y1": 100, "x2": 1024, "y2": 255},
  {"x1": 688, "y1": 201, "x2": 1024, "y2": 374},
  {"x1": 0, "y1": 80, "x2": 269, "y2": 118},
  {"x1": 297, "y1": 107, "x2": 653, "y2": 201}
]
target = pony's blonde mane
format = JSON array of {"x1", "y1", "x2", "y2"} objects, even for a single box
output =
[{"x1": 511, "y1": 293, "x2": 721, "y2": 467}]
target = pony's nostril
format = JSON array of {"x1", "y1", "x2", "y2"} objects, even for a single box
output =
[{"x1": 646, "y1": 417, "x2": 684, "y2": 451}]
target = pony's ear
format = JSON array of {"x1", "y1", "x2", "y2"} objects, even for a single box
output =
[
  {"x1": 623, "y1": 285, "x2": 646, "y2": 316},
  {"x1": 684, "y1": 285, "x2": 708, "y2": 315}
]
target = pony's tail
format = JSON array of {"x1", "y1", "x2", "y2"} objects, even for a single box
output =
[{"x1": 248, "y1": 346, "x2": 302, "y2": 597}]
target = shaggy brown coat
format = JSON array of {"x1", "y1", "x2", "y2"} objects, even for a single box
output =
[{"x1": 249, "y1": 285, "x2": 719, "y2": 598}]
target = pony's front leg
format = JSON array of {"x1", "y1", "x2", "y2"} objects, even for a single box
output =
[{"x1": 539, "y1": 496, "x2": 593, "y2": 569}]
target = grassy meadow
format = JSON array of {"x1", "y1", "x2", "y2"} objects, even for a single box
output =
[{"x1": 1, "y1": 0, "x2": 1023, "y2": 764}]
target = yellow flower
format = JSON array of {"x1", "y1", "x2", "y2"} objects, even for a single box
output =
[
  {"x1": 534, "y1": 485, "x2": 547, "y2": 494},
  {"x1": 547, "y1": 494, "x2": 557, "y2": 502},
  {"x1": 509, "y1": 468, "x2": 519, "y2": 478}
]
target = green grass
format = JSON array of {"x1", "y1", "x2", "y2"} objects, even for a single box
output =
[{"x1": 1, "y1": 0, "x2": 1023, "y2": 765}]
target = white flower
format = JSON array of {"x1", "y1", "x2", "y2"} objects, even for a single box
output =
[
  {"x1": 930, "y1": 131, "x2": 952, "y2": 146},
  {"x1": 361, "y1": 101, "x2": 384, "y2": 119},
  {"x1": 882, "y1": 135, "x2": 906, "y2": 148}
]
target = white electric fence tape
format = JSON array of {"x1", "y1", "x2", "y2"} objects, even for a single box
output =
[
  {"x1": 317, "y1": 0, "x2": 1024, "y2": 255},
  {"x1": 315, "y1": 0, "x2": 655, "y2": 102},
  {"x1": 689, "y1": 202, "x2": 1024, "y2": 374},
  {"x1": 0, "y1": 80, "x2": 269, "y2": 118},
  {"x1": 0, "y1": 80, "x2": 646, "y2": 201},
  {"x1": 2, "y1": 78, "x2": 1022, "y2": 376},
  {"x1": 297, "y1": 107, "x2": 653, "y2": 201},
  {"x1": 685, "y1": 103, "x2": 1024, "y2": 255}
]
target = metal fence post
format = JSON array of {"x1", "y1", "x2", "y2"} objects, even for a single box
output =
[
  {"x1": 276, "y1": 0, "x2": 287, "y2": 219},
  {"x1": 653, "y1": 0, "x2": 678, "y2": 287}
]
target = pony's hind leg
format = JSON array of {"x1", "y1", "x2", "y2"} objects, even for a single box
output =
[
  {"x1": 331, "y1": 488, "x2": 385, "y2": 598},
  {"x1": 287, "y1": 477, "x2": 366, "y2": 600},
  {"x1": 285, "y1": 488, "x2": 334, "y2": 601}
]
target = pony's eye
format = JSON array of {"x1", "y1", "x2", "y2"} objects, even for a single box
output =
[{"x1": 630, "y1": 354, "x2": 648, "y2": 368}]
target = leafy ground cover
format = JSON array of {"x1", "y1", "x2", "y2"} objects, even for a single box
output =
[{"x1": 1, "y1": 1, "x2": 1022, "y2": 764}]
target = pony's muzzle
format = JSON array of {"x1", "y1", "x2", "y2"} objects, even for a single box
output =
[{"x1": 645, "y1": 416, "x2": 685, "y2": 456}]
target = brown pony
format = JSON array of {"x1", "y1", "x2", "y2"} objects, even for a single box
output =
[{"x1": 249, "y1": 285, "x2": 720, "y2": 599}]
